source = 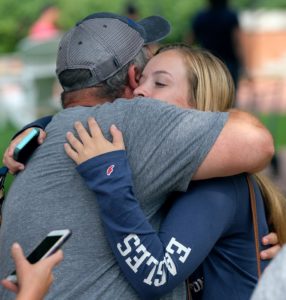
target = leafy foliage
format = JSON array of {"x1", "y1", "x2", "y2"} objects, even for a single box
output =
[{"x1": 0, "y1": 0, "x2": 285, "y2": 53}]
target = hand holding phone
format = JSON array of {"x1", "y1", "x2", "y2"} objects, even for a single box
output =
[
  {"x1": 6, "y1": 229, "x2": 72, "y2": 284},
  {"x1": 13, "y1": 128, "x2": 40, "y2": 164},
  {"x1": 1, "y1": 243, "x2": 64, "y2": 298}
]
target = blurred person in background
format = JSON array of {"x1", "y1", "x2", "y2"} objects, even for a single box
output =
[
  {"x1": 189, "y1": 0, "x2": 243, "y2": 101},
  {"x1": 29, "y1": 4, "x2": 61, "y2": 41},
  {"x1": 123, "y1": 2, "x2": 140, "y2": 20}
]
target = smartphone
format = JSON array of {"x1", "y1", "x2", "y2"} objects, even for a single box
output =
[
  {"x1": 6, "y1": 229, "x2": 72, "y2": 283},
  {"x1": 13, "y1": 128, "x2": 40, "y2": 164}
]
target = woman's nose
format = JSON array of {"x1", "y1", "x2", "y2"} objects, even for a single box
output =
[{"x1": 134, "y1": 86, "x2": 147, "y2": 97}]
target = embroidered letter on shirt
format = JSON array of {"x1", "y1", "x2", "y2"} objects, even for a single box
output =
[{"x1": 117, "y1": 234, "x2": 191, "y2": 287}]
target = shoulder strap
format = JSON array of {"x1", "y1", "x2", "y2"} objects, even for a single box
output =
[
  {"x1": 0, "y1": 166, "x2": 9, "y2": 226},
  {"x1": 246, "y1": 175, "x2": 262, "y2": 278}
]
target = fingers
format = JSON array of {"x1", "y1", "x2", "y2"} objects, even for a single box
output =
[
  {"x1": 260, "y1": 232, "x2": 281, "y2": 260},
  {"x1": 65, "y1": 131, "x2": 83, "y2": 153},
  {"x1": 260, "y1": 244, "x2": 281, "y2": 260},
  {"x1": 0, "y1": 279, "x2": 19, "y2": 293},
  {"x1": 7, "y1": 136, "x2": 21, "y2": 157},
  {"x1": 7, "y1": 129, "x2": 33, "y2": 157},
  {"x1": 110, "y1": 125, "x2": 125, "y2": 150},
  {"x1": 64, "y1": 143, "x2": 79, "y2": 163},
  {"x1": 88, "y1": 117, "x2": 103, "y2": 138},
  {"x1": 3, "y1": 147, "x2": 24, "y2": 174},
  {"x1": 38, "y1": 129, "x2": 47, "y2": 144},
  {"x1": 74, "y1": 121, "x2": 91, "y2": 144},
  {"x1": 64, "y1": 119, "x2": 124, "y2": 165},
  {"x1": 262, "y1": 232, "x2": 278, "y2": 246},
  {"x1": 10, "y1": 243, "x2": 27, "y2": 272},
  {"x1": 3, "y1": 128, "x2": 40, "y2": 174},
  {"x1": 45, "y1": 250, "x2": 64, "y2": 268}
]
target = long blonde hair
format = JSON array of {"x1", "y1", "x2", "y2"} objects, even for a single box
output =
[
  {"x1": 157, "y1": 44, "x2": 235, "y2": 111},
  {"x1": 157, "y1": 43, "x2": 286, "y2": 244}
]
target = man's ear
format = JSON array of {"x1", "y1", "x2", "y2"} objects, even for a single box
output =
[{"x1": 128, "y1": 65, "x2": 141, "y2": 90}]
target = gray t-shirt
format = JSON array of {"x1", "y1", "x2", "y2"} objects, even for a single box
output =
[
  {"x1": 0, "y1": 98, "x2": 227, "y2": 299},
  {"x1": 251, "y1": 245, "x2": 286, "y2": 300}
]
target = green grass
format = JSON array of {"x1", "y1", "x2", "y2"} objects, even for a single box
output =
[
  {"x1": 0, "y1": 123, "x2": 18, "y2": 191},
  {"x1": 259, "y1": 114, "x2": 286, "y2": 150}
]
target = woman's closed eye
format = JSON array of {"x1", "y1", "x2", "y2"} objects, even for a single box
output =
[{"x1": 155, "y1": 81, "x2": 167, "y2": 87}]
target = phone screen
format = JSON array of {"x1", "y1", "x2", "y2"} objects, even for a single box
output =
[
  {"x1": 10, "y1": 235, "x2": 63, "y2": 276},
  {"x1": 27, "y1": 235, "x2": 63, "y2": 263}
]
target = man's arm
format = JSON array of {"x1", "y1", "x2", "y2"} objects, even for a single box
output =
[{"x1": 193, "y1": 110, "x2": 274, "y2": 180}]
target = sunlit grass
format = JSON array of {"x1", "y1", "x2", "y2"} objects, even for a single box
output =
[{"x1": 0, "y1": 123, "x2": 17, "y2": 190}]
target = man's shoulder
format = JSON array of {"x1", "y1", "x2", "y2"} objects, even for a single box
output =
[
  {"x1": 112, "y1": 97, "x2": 188, "y2": 118},
  {"x1": 113, "y1": 97, "x2": 171, "y2": 109}
]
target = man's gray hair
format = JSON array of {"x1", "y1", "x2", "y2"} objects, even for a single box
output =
[
  {"x1": 100, "y1": 47, "x2": 149, "y2": 99},
  {"x1": 60, "y1": 47, "x2": 149, "y2": 105}
]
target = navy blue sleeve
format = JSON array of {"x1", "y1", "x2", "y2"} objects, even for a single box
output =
[
  {"x1": 76, "y1": 151, "x2": 236, "y2": 299},
  {"x1": 11, "y1": 116, "x2": 52, "y2": 140}
]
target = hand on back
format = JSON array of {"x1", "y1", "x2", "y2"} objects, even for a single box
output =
[{"x1": 64, "y1": 117, "x2": 125, "y2": 165}]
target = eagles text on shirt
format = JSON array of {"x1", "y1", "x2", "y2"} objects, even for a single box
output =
[{"x1": 117, "y1": 234, "x2": 191, "y2": 287}]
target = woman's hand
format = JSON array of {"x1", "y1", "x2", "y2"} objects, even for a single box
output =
[
  {"x1": 64, "y1": 117, "x2": 125, "y2": 165},
  {"x1": 1, "y1": 243, "x2": 63, "y2": 300},
  {"x1": 260, "y1": 232, "x2": 281, "y2": 260}
]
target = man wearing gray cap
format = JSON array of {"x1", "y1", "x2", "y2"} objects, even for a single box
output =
[{"x1": 0, "y1": 12, "x2": 273, "y2": 300}]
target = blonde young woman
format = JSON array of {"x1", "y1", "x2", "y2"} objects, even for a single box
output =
[{"x1": 63, "y1": 44, "x2": 286, "y2": 299}]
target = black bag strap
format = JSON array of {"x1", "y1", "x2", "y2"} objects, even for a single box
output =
[
  {"x1": 0, "y1": 166, "x2": 9, "y2": 225},
  {"x1": 246, "y1": 175, "x2": 262, "y2": 278}
]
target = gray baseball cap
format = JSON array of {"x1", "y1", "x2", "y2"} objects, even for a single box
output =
[{"x1": 56, "y1": 12, "x2": 171, "y2": 91}]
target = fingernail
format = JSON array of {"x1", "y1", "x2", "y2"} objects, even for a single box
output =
[
  {"x1": 12, "y1": 242, "x2": 20, "y2": 249},
  {"x1": 260, "y1": 252, "x2": 266, "y2": 259},
  {"x1": 111, "y1": 124, "x2": 117, "y2": 129}
]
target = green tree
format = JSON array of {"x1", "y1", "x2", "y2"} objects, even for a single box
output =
[{"x1": 0, "y1": 0, "x2": 285, "y2": 54}]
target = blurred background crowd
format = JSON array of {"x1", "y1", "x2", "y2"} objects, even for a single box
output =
[{"x1": 0, "y1": 0, "x2": 285, "y2": 193}]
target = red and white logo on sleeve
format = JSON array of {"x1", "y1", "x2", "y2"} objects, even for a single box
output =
[{"x1": 106, "y1": 165, "x2": 115, "y2": 176}]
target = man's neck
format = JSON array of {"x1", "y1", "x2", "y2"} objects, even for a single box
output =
[
  {"x1": 62, "y1": 88, "x2": 112, "y2": 108},
  {"x1": 61, "y1": 86, "x2": 133, "y2": 109},
  {"x1": 63, "y1": 97, "x2": 108, "y2": 108}
]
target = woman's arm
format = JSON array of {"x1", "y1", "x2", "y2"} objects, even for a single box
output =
[
  {"x1": 64, "y1": 118, "x2": 280, "y2": 299},
  {"x1": 72, "y1": 153, "x2": 236, "y2": 299},
  {"x1": 64, "y1": 118, "x2": 237, "y2": 299}
]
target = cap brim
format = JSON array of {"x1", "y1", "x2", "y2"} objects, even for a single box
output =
[{"x1": 138, "y1": 16, "x2": 171, "y2": 44}]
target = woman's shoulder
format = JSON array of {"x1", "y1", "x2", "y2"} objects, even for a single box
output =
[{"x1": 190, "y1": 174, "x2": 247, "y2": 193}]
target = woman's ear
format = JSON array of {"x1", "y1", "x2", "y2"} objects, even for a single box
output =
[{"x1": 127, "y1": 65, "x2": 141, "y2": 90}]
